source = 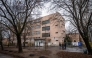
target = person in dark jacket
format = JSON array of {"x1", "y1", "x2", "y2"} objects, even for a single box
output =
[
  {"x1": 64, "y1": 42, "x2": 66, "y2": 49},
  {"x1": 59, "y1": 42, "x2": 61, "y2": 49}
]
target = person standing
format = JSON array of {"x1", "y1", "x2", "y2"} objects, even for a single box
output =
[
  {"x1": 62, "y1": 42, "x2": 64, "y2": 50},
  {"x1": 59, "y1": 42, "x2": 61, "y2": 49},
  {"x1": 64, "y1": 41, "x2": 66, "y2": 49}
]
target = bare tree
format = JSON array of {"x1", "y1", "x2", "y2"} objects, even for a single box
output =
[
  {"x1": 22, "y1": 24, "x2": 30, "y2": 47},
  {"x1": 22, "y1": 27, "x2": 28, "y2": 47},
  {"x1": 5, "y1": 30, "x2": 11, "y2": 47},
  {"x1": 51, "y1": 0, "x2": 92, "y2": 54},
  {"x1": 0, "y1": 19, "x2": 7, "y2": 50},
  {"x1": 0, "y1": 0, "x2": 41, "y2": 53},
  {"x1": 0, "y1": 25, "x2": 4, "y2": 50}
]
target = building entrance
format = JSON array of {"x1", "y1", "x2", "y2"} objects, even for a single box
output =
[{"x1": 34, "y1": 39, "x2": 45, "y2": 46}]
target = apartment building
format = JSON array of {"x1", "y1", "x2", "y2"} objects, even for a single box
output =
[{"x1": 10, "y1": 12, "x2": 65, "y2": 46}]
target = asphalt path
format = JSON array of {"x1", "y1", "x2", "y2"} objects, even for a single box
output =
[{"x1": 0, "y1": 53, "x2": 13, "y2": 58}]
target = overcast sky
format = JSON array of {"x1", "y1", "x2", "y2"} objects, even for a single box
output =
[
  {"x1": 40, "y1": 2, "x2": 71, "y2": 32},
  {"x1": 6, "y1": 0, "x2": 71, "y2": 31}
]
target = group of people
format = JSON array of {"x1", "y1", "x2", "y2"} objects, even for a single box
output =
[{"x1": 59, "y1": 42, "x2": 66, "y2": 50}]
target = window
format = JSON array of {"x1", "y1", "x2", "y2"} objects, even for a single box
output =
[
  {"x1": 63, "y1": 30, "x2": 65, "y2": 32},
  {"x1": 36, "y1": 37, "x2": 40, "y2": 39},
  {"x1": 62, "y1": 24, "x2": 65, "y2": 26},
  {"x1": 31, "y1": 21, "x2": 34, "y2": 24},
  {"x1": 56, "y1": 40, "x2": 58, "y2": 41},
  {"x1": 36, "y1": 31, "x2": 40, "y2": 35},
  {"x1": 28, "y1": 27, "x2": 31, "y2": 30},
  {"x1": 36, "y1": 19, "x2": 40, "y2": 22},
  {"x1": 60, "y1": 20, "x2": 62, "y2": 21},
  {"x1": 42, "y1": 20, "x2": 50, "y2": 25},
  {"x1": 31, "y1": 32, "x2": 34, "y2": 35},
  {"x1": 56, "y1": 32, "x2": 58, "y2": 34},
  {"x1": 36, "y1": 25, "x2": 40, "y2": 29},
  {"x1": 27, "y1": 32, "x2": 30, "y2": 36},
  {"x1": 31, "y1": 26, "x2": 34, "y2": 29},
  {"x1": 42, "y1": 33, "x2": 50, "y2": 37},
  {"x1": 55, "y1": 24, "x2": 58, "y2": 26},
  {"x1": 42, "y1": 26, "x2": 50, "y2": 31}
]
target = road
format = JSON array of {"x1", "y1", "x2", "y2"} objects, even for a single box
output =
[{"x1": 0, "y1": 53, "x2": 14, "y2": 58}]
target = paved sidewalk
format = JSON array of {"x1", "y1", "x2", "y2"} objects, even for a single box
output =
[
  {"x1": 66, "y1": 47, "x2": 86, "y2": 53},
  {"x1": 0, "y1": 53, "x2": 14, "y2": 58},
  {"x1": 0, "y1": 46, "x2": 86, "y2": 58},
  {"x1": 26, "y1": 46, "x2": 86, "y2": 58},
  {"x1": 28, "y1": 46, "x2": 86, "y2": 53}
]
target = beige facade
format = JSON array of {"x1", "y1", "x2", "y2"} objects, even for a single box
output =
[
  {"x1": 10, "y1": 12, "x2": 65, "y2": 46},
  {"x1": 2, "y1": 38, "x2": 8, "y2": 45},
  {"x1": 68, "y1": 33, "x2": 83, "y2": 42}
]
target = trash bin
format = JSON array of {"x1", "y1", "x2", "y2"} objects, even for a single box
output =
[{"x1": 83, "y1": 49, "x2": 87, "y2": 54}]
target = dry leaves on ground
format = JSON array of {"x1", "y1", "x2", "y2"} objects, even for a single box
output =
[
  {"x1": 37, "y1": 50, "x2": 52, "y2": 56},
  {"x1": 56, "y1": 51, "x2": 92, "y2": 58}
]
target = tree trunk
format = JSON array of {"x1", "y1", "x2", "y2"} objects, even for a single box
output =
[
  {"x1": 8, "y1": 41, "x2": 10, "y2": 47},
  {"x1": 83, "y1": 37, "x2": 92, "y2": 55},
  {"x1": 0, "y1": 41, "x2": 4, "y2": 50},
  {"x1": 0, "y1": 34, "x2": 4, "y2": 50},
  {"x1": 23, "y1": 36, "x2": 26, "y2": 47},
  {"x1": 0, "y1": 38, "x2": 4, "y2": 50},
  {"x1": 8, "y1": 37, "x2": 11, "y2": 47},
  {"x1": 17, "y1": 34, "x2": 23, "y2": 53}
]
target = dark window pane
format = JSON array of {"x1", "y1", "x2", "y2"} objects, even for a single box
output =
[
  {"x1": 56, "y1": 40, "x2": 58, "y2": 41},
  {"x1": 42, "y1": 33, "x2": 50, "y2": 37},
  {"x1": 42, "y1": 20, "x2": 50, "y2": 25},
  {"x1": 42, "y1": 26, "x2": 50, "y2": 31},
  {"x1": 55, "y1": 24, "x2": 58, "y2": 26},
  {"x1": 56, "y1": 32, "x2": 58, "y2": 34},
  {"x1": 31, "y1": 26, "x2": 34, "y2": 29},
  {"x1": 36, "y1": 25, "x2": 40, "y2": 29},
  {"x1": 36, "y1": 31, "x2": 40, "y2": 35}
]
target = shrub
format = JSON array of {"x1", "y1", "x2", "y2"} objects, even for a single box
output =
[{"x1": 89, "y1": 42, "x2": 92, "y2": 48}]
